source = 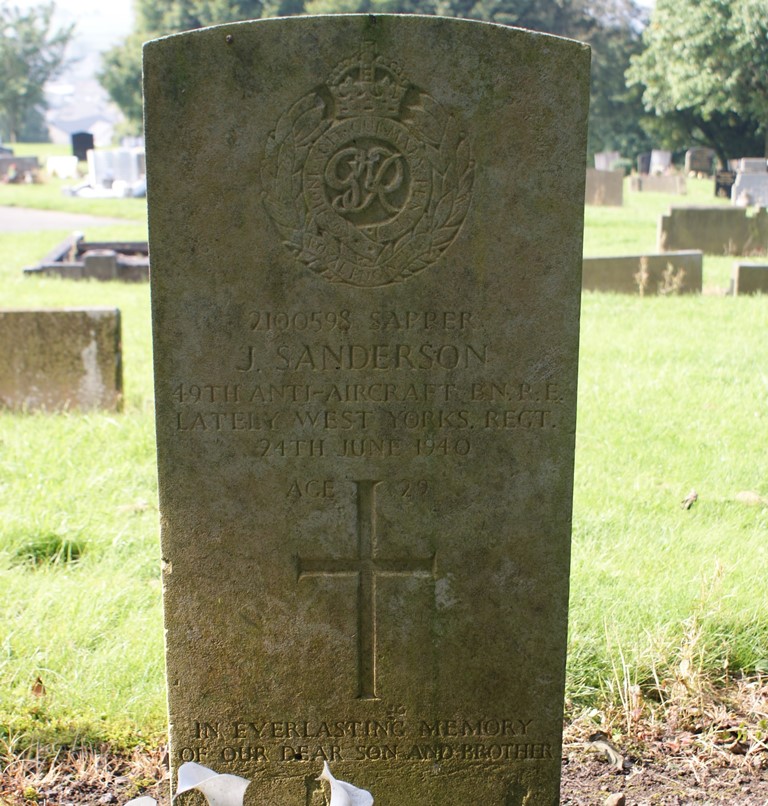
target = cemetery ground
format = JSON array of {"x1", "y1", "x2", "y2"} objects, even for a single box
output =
[{"x1": 1, "y1": 166, "x2": 767, "y2": 804}]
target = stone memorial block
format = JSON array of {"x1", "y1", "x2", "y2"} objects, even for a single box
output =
[
  {"x1": 629, "y1": 174, "x2": 686, "y2": 195},
  {"x1": 582, "y1": 250, "x2": 702, "y2": 294},
  {"x1": 636, "y1": 151, "x2": 651, "y2": 174},
  {"x1": 684, "y1": 147, "x2": 715, "y2": 175},
  {"x1": 649, "y1": 149, "x2": 671, "y2": 174},
  {"x1": 593, "y1": 150, "x2": 620, "y2": 171},
  {"x1": 715, "y1": 170, "x2": 736, "y2": 198},
  {"x1": 72, "y1": 131, "x2": 95, "y2": 161},
  {"x1": 0, "y1": 308, "x2": 122, "y2": 412},
  {"x1": 732, "y1": 261, "x2": 768, "y2": 295},
  {"x1": 585, "y1": 168, "x2": 623, "y2": 206},
  {"x1": 657, "y1": 206, "x2": 768, "y2": 254},
  {"x1": 144, "y1": 15, "x2": 589, "y2": 805},
  {"x1": 732, "y1": 159, "x2": 768, "y2": 208}
]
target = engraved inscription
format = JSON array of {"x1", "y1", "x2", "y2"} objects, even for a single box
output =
[
  {"x1": 262, "y1": 42, "x2": 474, "y2": 287},
  {"x1": 298, "y1": 481, "x2": 436, "y2": 700},
  {"x1": 175, "y1": 715, "x2": 549, "y2": 768}
]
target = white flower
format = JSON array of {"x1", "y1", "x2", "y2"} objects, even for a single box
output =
[
  {"x1": 318, "y1": 761, "x2": 374, "y2": 806},
  {"x1": 174, "y1": 762, "x2": 250, "y2": 806}
]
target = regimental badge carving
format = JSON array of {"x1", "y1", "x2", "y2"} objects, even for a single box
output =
[{"x1": 262, "y1": 42, "x2": 475, "y2": 288}]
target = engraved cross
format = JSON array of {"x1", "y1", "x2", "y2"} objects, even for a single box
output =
[{"x1": 297, "y1": 480, "x2": 436, "y2": 700}]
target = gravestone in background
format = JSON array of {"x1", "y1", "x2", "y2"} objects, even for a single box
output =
[
  {"x1": 0, "y1": 308, "x2": 122, "y2": 412},
  {"x1": 582, "y1": 251, "x2": 702, "y2": 295},
  {"x1": 145, "y1": 15, "x2": 589, "y2": 805},
  {"x1": 732, "y1": 261, "x2": 768, "y2": 295},
  {"x1": 72, "y1": 131, "x2": 95, "y2": 162},
  {"x1": 684, "y1": 148, "x2": 714, "y2": 176},
  {"x1": 593, "y1": 150, "x2": 620, "y2": 171},
  {"x1": 585, "y1": 168, "x2": 623, "y2": 206}
]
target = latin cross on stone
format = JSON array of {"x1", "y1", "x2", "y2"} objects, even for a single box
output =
[{"x1": 297, "y1": 480, "x2": 436, "y2": 700}]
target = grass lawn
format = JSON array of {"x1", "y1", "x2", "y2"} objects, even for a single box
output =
[{"x1": 0, "y1": 164, "x2": 766, "y2": 751}]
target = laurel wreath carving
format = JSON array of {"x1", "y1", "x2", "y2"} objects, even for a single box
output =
[{"x1": 262, "y1": 89, "x2": 474, "y2": 287}]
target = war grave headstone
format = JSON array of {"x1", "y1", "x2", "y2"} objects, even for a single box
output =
[
  {"x1": 0, "y1": 308, "x2": 122, "y2": 412},
  {"x1": 582, "y1": 250, "x2": 702, "y2": 294},
  {"x1": 732, "y1": 158, "x2": 768, "y2": 208},
  {"x1": 144, "y1": 15, "x2": 589, "y2": 805},
  {"x1": 585, "y1": 168, "x2": 623, "y2": 206},
  {"x1": 732, "y1": 261, "x2": 768, "y2": 295}
]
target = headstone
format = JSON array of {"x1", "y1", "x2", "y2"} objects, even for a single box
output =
[
  {"x1": 83, "y1": 250, "x2": 119, "y2": 280},
  {"x1": 585, "y1": 168, "x2": 623, "y2": 206},
  {"x1": 72, "y1": 131, "x2": 95, "y2": 161},
  {"x1": 732, "y1": 261, "x2": 768, "y2": 295},
  {"x1": 593, "y1": 151, "x2": 620, "y2": 171},
  {"x1": 684, "y1": 148, "x2": 715, "y2": 175},
  {"x1": 87, "y1": 147, "x2": 145, "y2": 188},
  {"x1": 0, "y1": 155, "x2": 39, "y2": 180},
  {"x1": 732, "y1": 158, "x2": 768, "y2": 208},
  {"x1": 47, "y1": 155, "x2": 79, "y2": 179},
  {"x1": 737, "y1": 158, "x2": 768, "y2": 174},
  {"x1": 0, "y1": 308, "x2": 122, "y2": 412},
  {"x1": 649, "y1": 149, "x2": 672, "y2": 175},
  {"x1": 657, "y1": 206, "x2": 768, "y2": 254},
  {"x1": 715, "y1": 170, "x2": 736, "y2": 198},
  {"x1": 582, "y1": 251, "x2": 702, "y2": 294},
  {"x1": 144, "y1": 15, "x2": 589, "y2": 805},
  {"x1": 636, "y1": 152, "x2": 651, "y2": 174},
  {"x1": 629, "y1": 174, "x2": 686, "y2": 195}
]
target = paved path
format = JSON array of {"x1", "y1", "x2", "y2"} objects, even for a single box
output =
[{"x1": 0, "y1": 206, "x2": 136, "y2": 232}]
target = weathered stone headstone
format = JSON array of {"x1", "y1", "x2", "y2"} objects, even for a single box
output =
[
  {"x1": 658, "y1": 206, "x2": 768, "y2": 254},
  {"x1": 585, "y1": 168, "x2": 623, "y2": 206},
  {"x1": 732, "y1": 261, "x2": 768, "y2": 295},
  {"x1": 582, "y1": 250, "x2": 702, "y2": 294},
  {"x1": 593, "y1": 151, "x2": 620, "y2": 171},
  {"x1": 732, "y1": 158, "x2": 768, "y2": 208},
  {"x1": 0, "y1": 308, "x2": 122, "y2": 411},
  {"x1": 144, "y1": 15, "x2": 589, "y2": 805},
  {"x1": 629, "y1": 174, "x2": 686, "y2": 195},
  {"x1": 636, "y1": 151, "x2": 651, "y2": 174},
  {"x1": 684, "y1": 147, "x2": 715, "y2": 176}
]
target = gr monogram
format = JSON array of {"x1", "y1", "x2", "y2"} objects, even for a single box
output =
[
  {"x1": 262, "y1": 41, "x2": 474, "y2": 288},
  {"x1": 326, "y1": 144, "x2": 405, "y2": 219}
]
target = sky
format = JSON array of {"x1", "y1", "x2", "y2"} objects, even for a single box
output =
[{"x1": 11, "y1": 0, "x2": 134, "y2": 81}]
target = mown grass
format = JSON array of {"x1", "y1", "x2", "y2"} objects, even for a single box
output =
[{"x1": 0, "y1": 161, "x2": 766, "y2": 751}]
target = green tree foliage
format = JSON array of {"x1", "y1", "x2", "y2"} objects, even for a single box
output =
[
  {"x1": 101, "y1": 0, "x2": 652, "y2": 159},
  {"x1": 627, "y1": 0, "x2": 768, "y2": 163},
  {"x1": 0, "y1": 2, "x2": 73, "y2": 142}
]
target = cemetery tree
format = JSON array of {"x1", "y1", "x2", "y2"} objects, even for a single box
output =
[
  {"x1": 300, "y1": 0, "x2": 652, "y2": 157},
  {"x1": 628, "y1": 0, "x2": 768, "y2": 164},
  {"x1": 99, "y1": 0, "x2": 266, "y2": 132},
  {"x1": 0, "y1": 2, "x2": 73, "y2": 142}
]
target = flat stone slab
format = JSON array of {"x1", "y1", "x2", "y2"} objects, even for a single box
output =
[
  {"x1": 144, "y1": 14, "x2": 589, "y2": 805},
  {"x1": 0, "y1": 308, "x2": 122, "y2": 412}
]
